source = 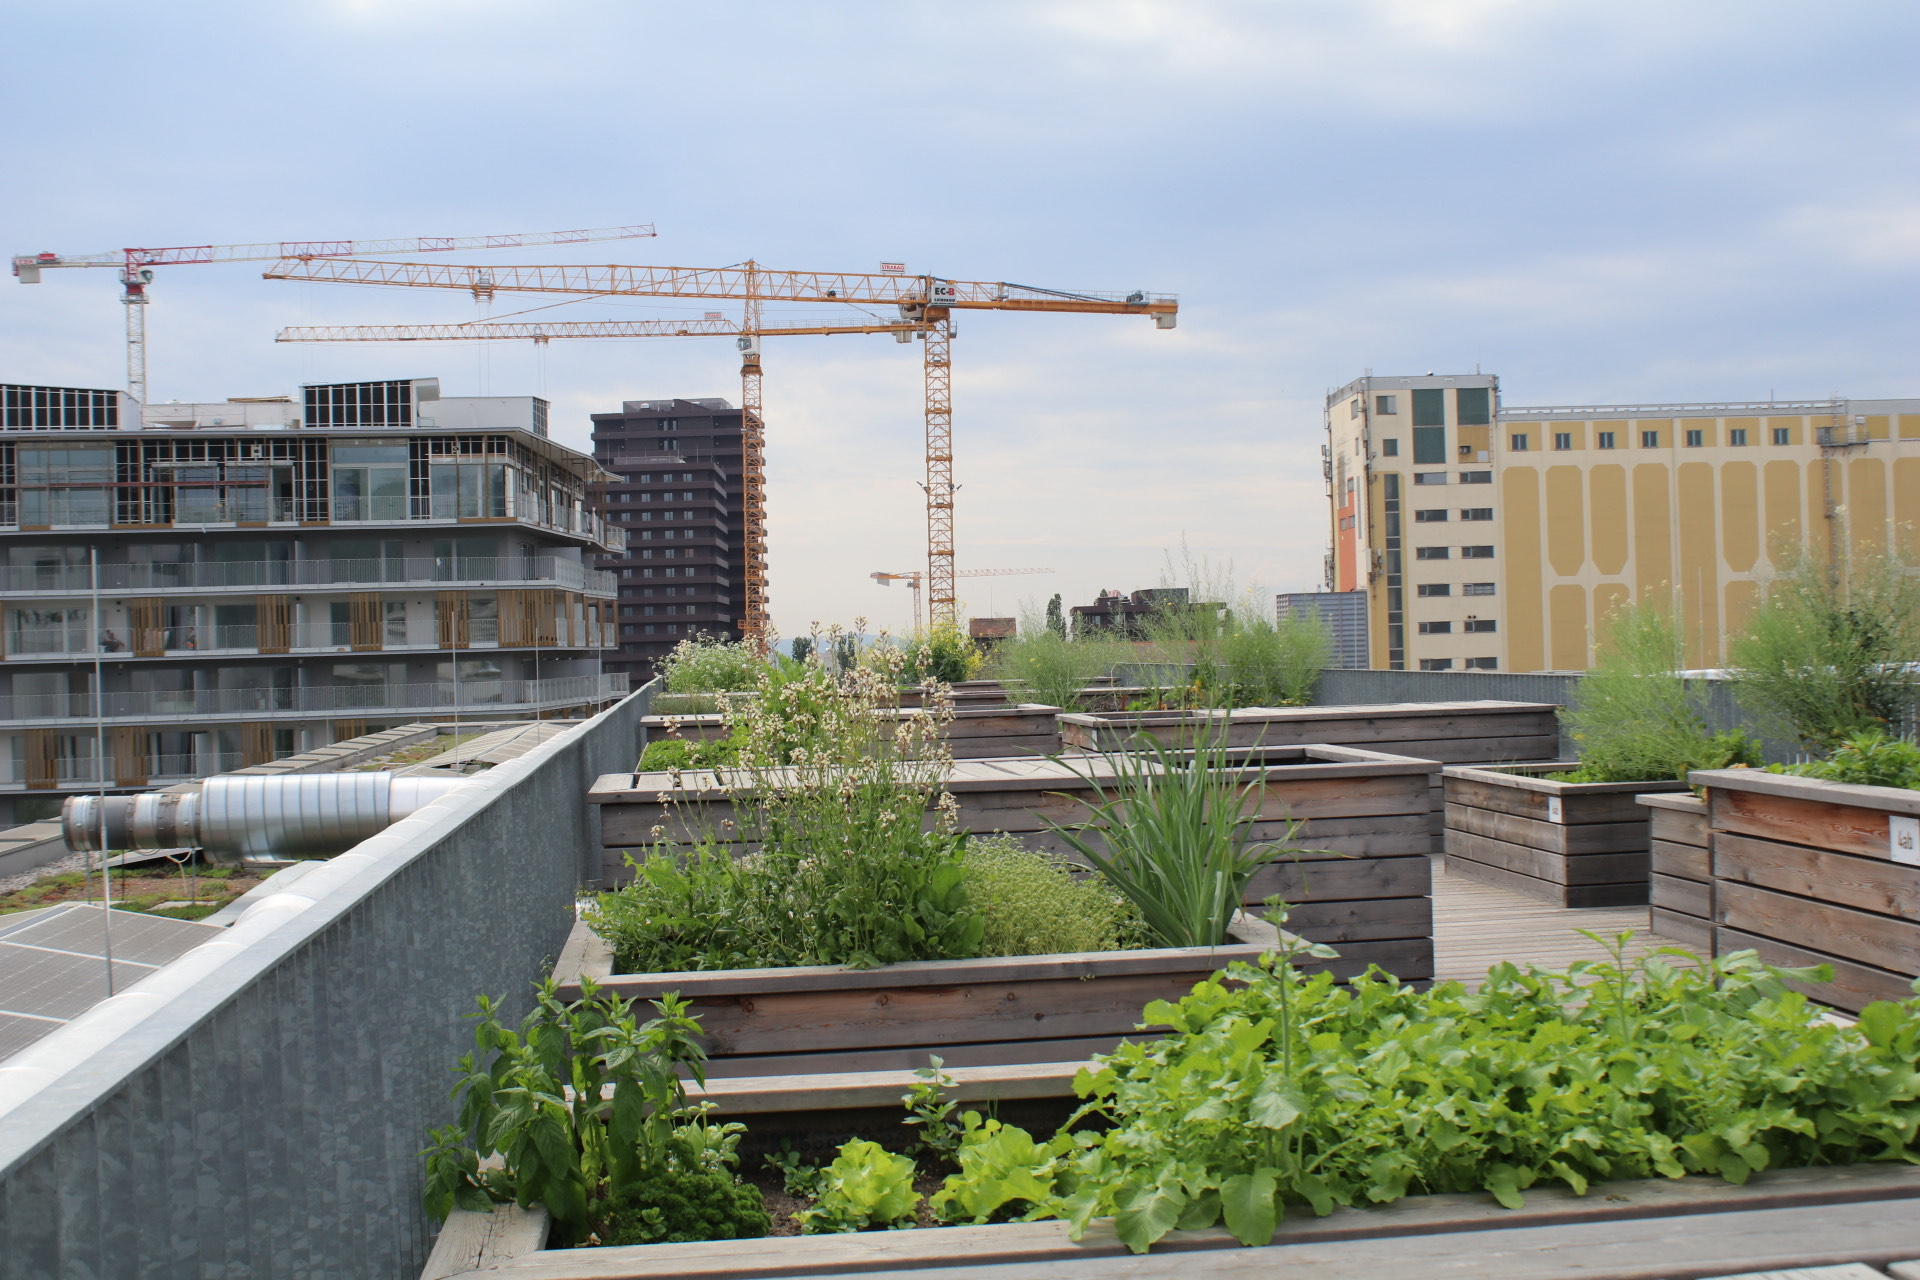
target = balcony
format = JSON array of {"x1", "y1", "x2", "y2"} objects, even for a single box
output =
[
  {"x1": 0, "y1": 555, "x2": 618, "y2": 598},
  {"x1": 0, "y1": 673, "x2": 629, "y2": 728},
  {"x1": 5, "y1": 620, "x2": 619, "y2": 661}
]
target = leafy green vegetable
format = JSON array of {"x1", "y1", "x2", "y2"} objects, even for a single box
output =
[
  {"x1": 926, "y1": 939, "x2": 1920, "y2": 1254},
  {"x1": 796, "y1": 1140, "x2": 921, "y2": 1233},
  {"x1": 929, "y1": 1113, "x2": 1072, "y2": 1224},
  {"x1": 1774, "y1": 731, "x2": 1920, "y2": 791},
  {"x1": 596, "y1": 1166, "x2": 771, "y2": 1245},
  {"x1": 637, "y1": 725, "x2": 745, "y2": 772}
]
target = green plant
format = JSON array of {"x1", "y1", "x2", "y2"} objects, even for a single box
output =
[
  {"x1": 637, "y1": 724, "x2": 746, "y2": 772},
  {"x1": 1045, "y1": 593, "x2": 1067, "y2": 640},
  {"x1": 1046, "y1": 735, "x2": 1308, "y2": 947},
  {"x1": 926, "y1": 936, "x2": 1920, "y2": 1254},
  {"x1": 591, "y1": 631, "x2": 984, "y2": 971},
  {"x1": 1213, "y1": 610, "x2": 1331, "y2": 708},
  {"x1": 985, "y1": 614, "x2": 1122, "y2": 711},
  {"x1": 1560, "y1": 600, "x2": 1763, "y2": 783},
  {"x1": 906, "y1": 620, "x2": 984, "y2": 684},
  {"x1": 420, "y1": 978, "x2": 754, "y2": 1243},
  {"x1": 795, "y1": 1140, "x2": 921, "y2": 1233},
  {"x1": 1729, "y1": 548, "x2": 1920, "y2": 752},
  {"x1": 962, "y1": 836, "x2": 1145, "y2": 957},
  {"x1": 658, "y1": 633, "x2": 764, "y2": 698},
  {"x1": 765, "y1": 1141, "x2": 824, "y2": 1197},
  {"x1": 596, "y1": 1166, "x2": 771, "y2": 1245},
  {"x1": 929, "y1": 1112, "x2": 1072, "y2": 1224},
  {"x1": 1776, "y1": 730, "x2": 1920, "y2": 790},
  {"x1": 902, "y1": 1057, "x2": 963, "y2": 1162}
]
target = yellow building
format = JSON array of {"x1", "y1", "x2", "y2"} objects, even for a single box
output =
[{"x1": 1322, "y1": 374, "x2": 1920, "y2": 671}]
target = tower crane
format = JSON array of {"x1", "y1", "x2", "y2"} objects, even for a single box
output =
[
  {"x1": 871, "y1": 567, "x2": 1054, "y2": 635},
  {"x1": 11, "y1": 223, "x2": 656, "y2": 403},
  {"x1": 260, "y1": 257, "x2": 1177, "y2": 631},
  {"x1": 274, "y1": 309, "x2": 929, "y2": 651}
]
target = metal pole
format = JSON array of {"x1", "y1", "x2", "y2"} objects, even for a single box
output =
[{"x1": 90, "y1": 548, "x2": 114, "y2": 993}]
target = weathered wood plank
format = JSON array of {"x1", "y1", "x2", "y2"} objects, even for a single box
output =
[
  {"x1": 1445, "y1": 802, "x2": 1650, "y2": 855},
  {"x1": 1716, "y1": 927, "x2": 1918, "y2": 1014},
  {"x1": 701, "y1": 1034, "x2": 1130, "y2": 1079},
  {"x1": 1444, "y1": 774, "x2": 1675, "y2": 823},
  {"x1": 1445, "y1": 852, "x2": 1651, "y2": 909},
  {"x1": 685, "y1": 1059, "x2": 1084, "y2": 1114},
  {"x1": 1714, "y1": 832, "x2": 1920, "y2": 920},
  {"x1": 1651, "y1": 871, "x2": 1711, "y2": 919},
  {"x1": 1649, "y1": 906, "x2": 1713, "y2": 951},
  {"x1": 1645, "y1": 795, "x2": 1711, "y2": 847},
  {"x1": 1274, "y1": 893, "x2": 1432, "y2": 943},
  {"x1": 458, "y1": 1163, "x2": 1920, "y2": 1280},
  {"x1": 1709, "y1": 787, "x2": 1899, "y2": 863},
  {"x1": 1446, "y1": 829, "x2": 1650, "y2": 888},
  {"x1": 1652, "y1": 837, "x2": 1712, "y2": 882},
  {"x1": 1716, "y1": 881, "x2": 1920, "y2": 978}
]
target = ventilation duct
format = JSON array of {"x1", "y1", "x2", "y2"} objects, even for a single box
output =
[{"x1": 62, "y1": 773, "x2": 465, "y2": 864}]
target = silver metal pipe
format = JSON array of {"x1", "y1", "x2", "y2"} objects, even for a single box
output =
[{"x1": 63, "y1": 773, "x2": 466, "y2": 864}]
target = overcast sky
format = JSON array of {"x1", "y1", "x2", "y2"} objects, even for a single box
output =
[{"x1": 3, "y1": 0, "x2": 1914, "y2": 638}]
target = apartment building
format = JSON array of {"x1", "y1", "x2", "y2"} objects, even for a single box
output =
[
  {"x1": 1323, "y1": 373, "x2": 1920, "y2": 672},
  {"x1": 0, "y1": 377, "x2": 624, "y2": 823},
  {"x1": 589, "y1": 398, "x2": 747, "y2": 681}
]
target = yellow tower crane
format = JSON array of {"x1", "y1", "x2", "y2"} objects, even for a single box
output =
[
  {"x1": 262, "y1": 257, "x2": 1179, "y2": 632},
  {"x1": 275, "y1": 311, "x2": 928, "y2": 652}
]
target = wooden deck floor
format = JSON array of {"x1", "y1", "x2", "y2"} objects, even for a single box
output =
[{"x1": 1432, "y1": 859, "x2": 1659, "y2": 985}]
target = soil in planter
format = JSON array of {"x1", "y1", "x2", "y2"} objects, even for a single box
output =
[{"x1": 747, "y1": 1168, "x2": 950, "y2": 1237}]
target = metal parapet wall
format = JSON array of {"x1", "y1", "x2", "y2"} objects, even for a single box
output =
[{"x1": 0, "y1": 683, "x2": 655, "y2": 1280}]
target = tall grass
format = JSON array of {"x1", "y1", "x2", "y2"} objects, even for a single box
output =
[
  {"x1": 985, "y1": 610, "x2": 1125, "y2": 710},
  {"x1": 1045, "y1": 735, "x2": 1308, "y2": 947},
  {"x1": 1137, "y1": 577, "x2": 1330, "y2": 708},
  {"x1": 1727, "y1": 548, "x2": 1920, "y2": 752},
  {"x1": 1562, "y1": 599, "x2": 1760, "y2": 783}
]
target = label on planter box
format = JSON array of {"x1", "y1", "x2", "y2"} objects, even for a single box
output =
[
  {"x1": 1892, "y1": 815, "x2": 1920, "y2": 867},
  {"x1": 1547, "y1": 796, "x2": 1563, "y2": 823}
]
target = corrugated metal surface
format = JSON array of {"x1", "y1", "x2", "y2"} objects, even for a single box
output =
[{"x1": 0, "y1": 686, "x2": 652, "y2": 1280}]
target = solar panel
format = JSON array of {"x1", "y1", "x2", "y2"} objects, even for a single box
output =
[{"x1": 0, "y1": 904, "x2": 224, "y2": 1064}]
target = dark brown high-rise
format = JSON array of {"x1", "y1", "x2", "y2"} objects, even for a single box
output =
[{"x1": 589, "y1": 398, "x2": 747, "y2": 682}]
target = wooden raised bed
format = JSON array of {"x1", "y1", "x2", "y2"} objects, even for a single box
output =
[
  {"x1": 1442, "y1": 764, "x2": 1686, "y2": 908},
  {"x1": 555, "y1": 914, "x2": 1298, "y2": 1076},
  {"x1": 1640, "y1": 793, "x2": 1712, "y2": 950},
  {"x1": 424, "y1": 1152, "x2": 1920, "y2": 1280},
  {"x1": 640, "y1": 704, "x2": 1065, "y2": 760},
  {"x1": 1693, "y1": 767, "x2": 1920, "y2": 1014},
  {"x1": 590, "y1": 744, "x2": 1437, "y2": 989}
]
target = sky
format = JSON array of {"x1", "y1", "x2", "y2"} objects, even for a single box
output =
[{"x1": 2, "y1": 0, "x2": 1914, "y2": 639}]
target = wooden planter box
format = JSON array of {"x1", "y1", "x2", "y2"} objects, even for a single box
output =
[
  {"x1": 424, "y1": 1153, "x2": 1920, "y2": 1280},
  {"x1": 1693, "y1": 767, "x2": 1920, "y2": 1014},
  {"x1": 556, "y1": 914, "x2": 1306, "y2": 1076},
  {"x1": 1640, "y1": 793, "x2": 1712, "y2": 950},
  {"x1": 1443, "y1": 764, "x2": 1687, "y2": 908},
  {"x1": 640, "y1": 704, "x2": 1064, "y2": 761},
  {"x1": 590, "y1": 744, "x2": 1437, "y2": 988}
]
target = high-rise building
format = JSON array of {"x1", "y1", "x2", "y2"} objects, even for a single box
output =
[
  {"x1": 588, "y1": 398, "x2": 746, "y2": 681},
  {"x1": 1323, "y1": 374, "x2": 1920, "y2": 671},
  {"x1": 1275, "y1": 591, "x2": 1369, "y2": 669},
  {"x1": 0, "y1": 377, "x2": 624, "y2": 824}
]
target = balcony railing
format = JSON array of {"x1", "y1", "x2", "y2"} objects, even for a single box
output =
[
  {"x1": 7, "y1": 621, "x2": 619, "y2": 659},
  {"x1": 0, "y1": 556, "x2": 617, "y2": 596},
  {"x1": 0, "y1": 673, "x2": 629, "y2": 726}
]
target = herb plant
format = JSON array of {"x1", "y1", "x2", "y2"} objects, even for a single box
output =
[
  {"x1": 795, "y1": 1140, "x2": 920, "y2": 1233},
  {"x1": 902, "y1": 1057, "x2": 964, "y2": 1162},
  {"x1": 637, "y1": 723, "x2": 746, "y2": 772},
  {"x1": 420, "y1": 978, "x2": 768, "y2": 1246},
  {"x1": 924, "y1": 939, "x2": 1920, "y2": 1254},
  {"x1": 963, "y1": 836, "x2": 1146, "y2": 957},
  {"x1": 1559, "y1": 600, "x2": 1762, "y2": 783},
  {"x1": 1047, "y1": 735, "x2": 1306, "y2": 947},
  {"x1": 1775, "y1": 730, "x2": 1920, "y2": 791}
]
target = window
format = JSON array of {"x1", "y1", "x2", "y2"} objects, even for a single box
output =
[
  {"x1": 1509, "y1": 433, "x2": 1529, "y2": 451},
  {"x1": 1461, "y1": 508, "x2": 1493, "y2": 521},
  {"x1": 1349, "y1": 398, "x2": 1362, "y2": 419},
  {"x1": 1462, "y1": 545, "x2": 1495, "y2": 559},
  {"x1": 1414, "y1": 472, "x2": 1448, "y2": 486},
  {"x1": 1417, "y1": 583, "x2": 1451, "y2": 597},
  {"x1": 1375, "y1": 394, "x2": 1398, "y2": 415},
  {"x1": 1729, "y1": 428, "x2": 1749, "y2": 446},
  {"x1": 1412, "y1": 388, "x2": 1446, "y2": 427},
  {"x1": 1413, "y1": 426, "x2": 1446, "y2": 465},
  {"x1": 1641, "y1": 430, "x2": 1660, "y2": 448},
  {"x1": 1597, "y1": 431, "x2": 1617, "y2": 449},
  {"x1": 1772, "y1": 426, "x2": 1791, "y2": 445},
  {"x1": 1419, "y1": 658, "x2": 1454, "y2": 671},
  {"x1": 1459, "y1": 471, "x2": 1491, "y2": 484},
  {"x1": 1418, "y1": 621, "x2": 1452, "y2": 635},
  {"x1": 1455, "y1": 387, "x2": 1491, "y2": 425},
  {"x1": 1463, "y1": 582, "x2": 1496, "y2": 596},
  {"x1": 1381, "y1": 438, "x2": 1400, "y2": 456},
  {"x1": 1415, "y1": 546, "x2": 1451, "y2": 560},
  {"x1": 1685, "y1": 429, "x2": 1704, "y2": 447},
  {"x1": 1554, "y1": 432, "x2": 1573, "y2": 450},
  {"x1": 1465, "y1": 657, "x2": 1498, "y2": 670},
  {"x1": 1464, "y1": 618, "x2": 1497, "y2": 633},
  {"x1": 1414, "y1": 509, "x2": 1449, "y2": 522}
]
